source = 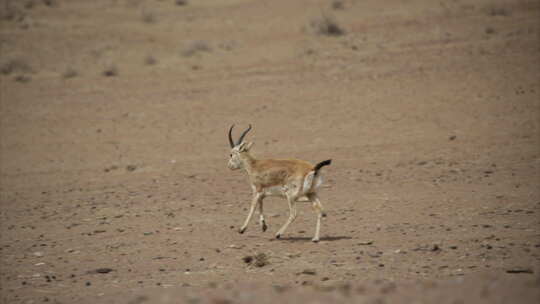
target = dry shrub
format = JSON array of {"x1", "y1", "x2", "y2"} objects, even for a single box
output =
[
  {"x1": 332, "y1": 0, "x2": 344, "y2": 10},
  {"x1": 62, "y1": 67, "x2": 78, "y2": 79},
  {"x1": 181, "y1": 41, "x2": 212, "y2": 57},
  {"x1": 141, "y1": 10, "x2": 156, "y2": 24},
  {"x1": 144, "y1": 55, "x2": 157, "y2": 65},
  {"x1": 242, "y1": 253, "x2": 269, "y2": 268},
  {"x1": 488, "y1": 7, "x2": 510, "y2": 17},
  {"x1": 14, "y1": 75, "x2": 31, "y2": 83},
  {"x1": 42, "y1": 0, "x2": 58, "y2": 7},
  {"x1": 1, "y1": 58, "x2": 32, "y2": 75},
  {"x1": 311, "y1": 15, "x2": 345, "y2": 36},
  {"x1": 1, "y1": 4, "x2": 26, "y2": 22},
  {"x1": 102, "y1": 65, "x2": 118, "y2": 77},
  {"x1": 24, "y1": 1, "x2": 35, "y2": 9}
]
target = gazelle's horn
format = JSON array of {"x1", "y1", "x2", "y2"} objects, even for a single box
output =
[
  {"x1": 236, "y1": 124, "x2": 252, "y2": 146},
  {"x1": 228, "y1": 124, "x2": 235, "y2": 148}
]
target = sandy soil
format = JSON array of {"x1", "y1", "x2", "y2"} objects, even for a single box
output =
[{"x1": 1, "y1": 0, "x2": 539, "y2": 303}]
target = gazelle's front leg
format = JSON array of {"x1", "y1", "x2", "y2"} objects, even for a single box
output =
[
  {"x1": 239, "y1": 192, "x2": 263, "y2": 234},
  {"x1": 275, "y1": 193, "x2": 298, "y2": 239},
  {"x1": 258, "y1": 200, "x2": 267, "y2": 232}
]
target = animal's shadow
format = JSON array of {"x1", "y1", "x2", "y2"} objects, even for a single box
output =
[{"x1": 270, "y1": 236, "x2": 352, "y2": 242}]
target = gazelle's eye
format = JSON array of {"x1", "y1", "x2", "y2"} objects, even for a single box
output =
[{"x1": 230, "y1": 154, "x2": 232, "y2": 157}]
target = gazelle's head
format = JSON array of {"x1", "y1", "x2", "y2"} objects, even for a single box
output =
[{"x1": 228, "y1": 124, "x2": 253, "y2": 170}]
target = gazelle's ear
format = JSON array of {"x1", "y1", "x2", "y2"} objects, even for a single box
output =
[{"x1": 239, "y1": 142, "x2": 253, "y2": 152}]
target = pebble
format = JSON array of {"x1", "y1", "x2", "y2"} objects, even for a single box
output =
[
  {"x1": 358, "y1": 241, "x2": 374, "y2": 245},
  {"x1": 506, "y1": 268, "x2": 533, "y2": 274},
  {"x1": 301, "y1": 269, "x2": 317, "y2": 275}
]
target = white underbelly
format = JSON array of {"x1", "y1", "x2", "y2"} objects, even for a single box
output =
[{"x1": 263, "y1": 186, "x2": 286, "y2": 197}]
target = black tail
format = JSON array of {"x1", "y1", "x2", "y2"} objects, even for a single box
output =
[{"x1": 314, "y1": 159, "x2": 332, "y2": 174}]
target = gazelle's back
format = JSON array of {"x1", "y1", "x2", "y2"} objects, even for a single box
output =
[{"x1": 252, "y1": 159, "x2": 313, "y2": 181}]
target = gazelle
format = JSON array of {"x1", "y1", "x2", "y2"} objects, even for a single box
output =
[{"x1": 227, "y1": 124, "x2": 332, "y2": 242}]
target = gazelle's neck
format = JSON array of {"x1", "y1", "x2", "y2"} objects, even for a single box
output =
[{"x1": 240, "y1": 152, "x2": 256, "y2": 174}]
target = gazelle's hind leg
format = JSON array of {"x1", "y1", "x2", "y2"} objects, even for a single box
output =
[
  {"x1": 309, "y1": 192, "x2": 326, "y2": 217},
  {"x1": 275, "y1": 193, "x2": 298, "y2": 239},
  {"x1": 307, "y1": 193, "x2": 324, "y2": 242}
]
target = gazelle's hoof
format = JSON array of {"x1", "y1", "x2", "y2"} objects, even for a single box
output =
[
  {"x1": 238, "y1": 228, "x2": 246, "y2": 234},
  {"x1": 275, "y1": 234, "x2": 281, "y2": 239},
  {"x1": 262, "y1": 222, "x2": 268, "y2": 232},
  {"x1": 322, "y1": 212, "x2": 327, "y2": 218},
  {"x1": 312, "y1": 238, "x2": 319, "y2": 243}
]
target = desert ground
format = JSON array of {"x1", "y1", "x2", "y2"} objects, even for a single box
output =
[{"x1": 1, "y1": 0, "x2": 539, "y2": 303}]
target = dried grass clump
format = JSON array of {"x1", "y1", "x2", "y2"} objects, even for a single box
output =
[
  {"x1": 1, "y1": 58, "x2": 32, "y2": 75},
  {"x1": 144, "y1": 55, "x2": 157, "y2": 65},
  {"x1": 102, "y1": 65, "x2": 118, "y2": 77},
  {"x1": 42, "y1": 0, "x2": 58, "y2": 7},
  {"x1": 1, "y1": 4, "x2": 26, "y2": 22},
  {"x1": 62, "y1": 67, "x2": 78, "y2": 79},
  {"x1": 181, "y1": 41, "x2": 212, "y2": 57},
  {"x1": 331, "y1": 1, "x2": 344, "y2": 10},
  {"x1": 311, "y1": 15, "x2": 345, "y2": 36},
  {"x1": 141, "y1": 10, "x2": 156, "y2": 24},
  {"x1": 242, "y1": 253, "x2": 269, "y2": 268},
  {"x1": 488, "y1": 7, "x2": 510, "y2": 17},
  {"x1": 14, "y1": 75, "x2": 31, "y2": 83}
]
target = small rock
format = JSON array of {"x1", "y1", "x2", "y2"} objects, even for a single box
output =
[
  {"x1": 506, "y1": 268, "x2": 533, "y2": 274},
  {"x1": 95, "y1": 268, "x2": 113, "y2": 274},
  {"x1": 301, "y1": 269, "x2": 317, "y2": 275},
  {"x1": 358, "y1": 241, "x2": 373, "y2": 245}
]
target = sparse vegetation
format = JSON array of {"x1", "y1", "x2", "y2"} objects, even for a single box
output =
[
  {"x1": 14, "y1": 75, "x2": 31, "y2": 83},
  {"x1": 242, "y1": 253, "x2": 269, "y2": 268},
  {"x1": 181, "y1": 41, "x2": 212, "y2": 57},
  {"x1": 332, "y1": 0, "x2": 344, "y2": 10},
  {"x1": 311, "y1": 15, "x2": 345, "y2": 36},
  {"x1": 24, "y1": 1, "x2": 35, "y2": 9},
  {"x1": 62, "y1": 67, "x2": 78, "y2": 79},
  {"x1": 485, "y1": 27, "x2": 495, "y2": 35},
  {"x1": 1, "y1": 4, "x2": 26, "y2": 22},
  {"x1": 102, "y1": 65, "x2": 118, "y2": 77},
  {"x1": 42, "y1": 0, "x2": 58, "y2": 7},
  {"x1": 1, "y1": 58, "x2": 32, "y2": 75},
  {"x1": 488, "y1": 7, "x2": 510, "y2": 17},
  {"x1": 141, "y1": 10, "x2": 156, "y2": 24},
  {"x1": 144, "y1": 55, "x2": 157, "y2": 65}
]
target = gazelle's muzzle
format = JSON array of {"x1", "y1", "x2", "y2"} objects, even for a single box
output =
[{"x1": 228, "y1": 159, "x2": 240, "y2": 170}]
